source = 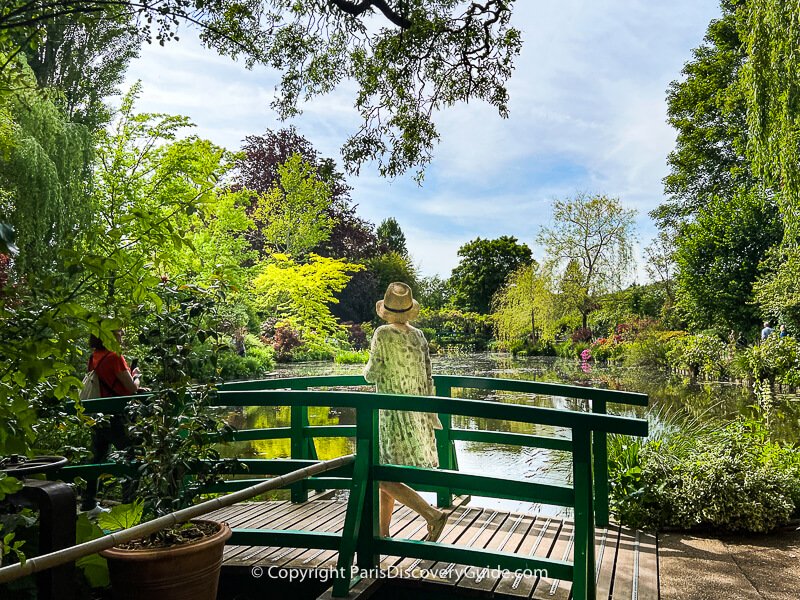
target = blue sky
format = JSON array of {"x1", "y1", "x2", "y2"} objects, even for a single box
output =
[{"x1": 123, "y1": 1, "x2": 722, "y2": 278}]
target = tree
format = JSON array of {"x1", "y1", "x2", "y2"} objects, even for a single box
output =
[
  {"x1": 1, "y1": 1, "x2": 522, "y2": 178},
  {"x1": 449, "y1": 236, "x2": 532, "y2": 314},
  {"x1": 251, "y1": 253, "x2": 364, "y2": 343},
  {"x1": 20, "y1": 11, "x2": 141, "y2": 130},
  {"x1": 492, "y1": 261, "x2": 559, "y2": 343},
  {"x1": 234, "y1": 127, "x2": 380, "y2": 261},
  {"x1": 644, "y1": 231, "x2": 676, "y2": 305},
  {"x1": 367, "y1": 251, "x2": 418, "y2": 299},
  {"x1": 417, "y1": 275, "x2": 451, "y2": 310},
  {"x1": 376, "y1": 217, "x2": 408, "y2": 257},
  {"x1": 254, "y1": 153, "x2": 334, "y2": 257},
  {"x1": 90, "y1": 84, "x2": 252, "y2": 308},
  {"x1": 744, "y1": 0, "x2": 800, "y2": 234},
  {"x1": 538, "y1": 193, "x2": 636, "y2": 329},
  {"x1": 0, "y1": 57, "x2": 93, "y2": 277},
  {"x1": 674, "y1": 190, "x2": 782, "y2": 334},
  {"x1": 653, "y1": 0, "x2": 751, "y2": 230}
]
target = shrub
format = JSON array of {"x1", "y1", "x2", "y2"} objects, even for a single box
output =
[
  {"x1": 334, "y1": 350, "x2": 369, "y2": 364},
  {"x1": 667, "y1": 333, "x2": 727, "y2": 378},
  {"x1": 272, "y1": 324, "x2": 302, "y2": 361},
  {"x1": 622, "y1": 333, "x2": 671, "y2": 368},
  {"x1": 591, "y1": 337, "x2": 624, "y2": 362},
  {"x1": 742, "y1": 335, "x2": 800, "y2": 384},
  {"x1": 609, "y1": 418, "x2": 800, "y2": 533},
  {"x1": 570, "y1": 327, "x2": 593, "y2": 343},
  {"x1": 344, "y1": 322, "x2": 368, "y2": 350}
]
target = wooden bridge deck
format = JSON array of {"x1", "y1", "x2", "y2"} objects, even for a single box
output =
[{"x1": 208, "y1": 500, "x2": 657, "y2": 599}]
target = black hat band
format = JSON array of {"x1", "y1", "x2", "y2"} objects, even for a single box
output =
[{"x1": 384, "y1": 303, "x2": 413, "y2": 313}]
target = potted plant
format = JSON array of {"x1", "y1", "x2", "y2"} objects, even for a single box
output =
[{"x1": 98, "y1": 283, "x2": 237, "y2": 600}]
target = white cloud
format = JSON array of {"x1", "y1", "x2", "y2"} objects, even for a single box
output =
[{"x1": 121, "y1": 1, "x2": 722, "y2": 277}]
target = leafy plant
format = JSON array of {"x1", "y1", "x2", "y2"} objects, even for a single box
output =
[
  {"x1": 609, "y1": 416, "x2": 800, "y2": 533},
  {"x1": 334, "y1": 350, "x2": 369, "y2": 364},
  {"x1": 116, "y1": 283, "x2": 237, "y2": 518},
  {"x1": 667, "y1": 333, "x2": 728, "y2": 378}
]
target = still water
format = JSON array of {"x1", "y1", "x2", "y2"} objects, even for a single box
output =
[{"x1": 220, "y1": 353, "x2": 800, "y2": 514}]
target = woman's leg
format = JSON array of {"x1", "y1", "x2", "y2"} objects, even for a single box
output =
[
  {"x1": 380, "y1": 481, "x2": 446, "y2": 540},
  {"x1": 380, "y1": 489, "x2": 395, "y2": 537}
]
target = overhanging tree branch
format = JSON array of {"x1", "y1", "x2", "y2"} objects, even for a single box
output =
[{"x1": 326, "y1": 0, "x2": 411, "y2": 29}]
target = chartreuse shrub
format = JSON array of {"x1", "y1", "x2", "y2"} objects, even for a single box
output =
[
  {"x1": 334, "y1": 350, "x2": 369, "y2": 364},
  {"x1": 609, "y1": 416, "x2": 800, "y2": 533}
]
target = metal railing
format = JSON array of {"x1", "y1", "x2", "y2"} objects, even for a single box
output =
[{"x1": 64, "y1": 374, "x2": 648, "y2": 599}]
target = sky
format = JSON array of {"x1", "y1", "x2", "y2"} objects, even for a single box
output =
[{"x1": 123, "y1": 1, "x2": 723, "y2": 279}]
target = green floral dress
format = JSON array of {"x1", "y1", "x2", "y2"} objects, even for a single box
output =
[{"x1": 364, "y1": 324, "x2": 441, "y2": 468}]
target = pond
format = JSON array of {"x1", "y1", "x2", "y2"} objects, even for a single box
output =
[{"x1": 220, "y1": 353, "x2": 800, "y2": 515}]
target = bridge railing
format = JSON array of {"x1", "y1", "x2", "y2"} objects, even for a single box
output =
[
  {"x1": 217, "y1": 374, "x2": 649, "y2": 526},
  {"x1": 211, "y1": 385, "x2": 648, "y2": 599},
  {"x1": 65, "y1": 374, "x2": 648, "y2": 600}
]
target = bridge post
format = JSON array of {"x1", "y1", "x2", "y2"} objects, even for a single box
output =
[
  {"x1": 591, "y1": 398, "x2": 610, "y2": 527},
  {"x1": 290, "y1": 403, "x2": 310, "y2": 503},
  {"x1": 355, "y1": 406, "x2": 379, "y2": 571},
  {"x1": 434, "y1": 379, "x2": 456, "y2": 508},
  {"x1": 572, "y1": 427, "x2": 596, "y2": 600},
  {"x1": 333, "y1": 440, "x2": 370, "y2": 597}
]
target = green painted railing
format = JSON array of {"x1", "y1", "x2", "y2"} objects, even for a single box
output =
[
  {"x1": 217, "y1": 374, "x2": 648, "y2": 525},
  {"x1": 65, "y1": 374, "x2": 648, "y2": 600}
]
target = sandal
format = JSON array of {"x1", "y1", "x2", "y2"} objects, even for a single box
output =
[{"x1": 425, "y1": 511, "x2": 448, "y2": 543}]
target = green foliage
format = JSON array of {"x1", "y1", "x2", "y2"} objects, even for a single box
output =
[
  {"x1": 622, "y1": 332, "x2": 684, "y2": 369},
  {"x1": 654, "y1": 0, "x2": 751, "y2": 229},
  {"x1": 334, "y1": 350, "x2": 369, "y2": 364},
  {"x1": 4, "y1": 1, "x2": 521, "y2": 178},
  {"x1": 119, "y1": 283, "x2": 236, "y2": 517},
  {"x1": 666, "y1": 333, "x2": 728, "y2": 378},
  {"x1": 376, "y1": 217, "x2": 408, "y2": 257},
  {"x1": 674, "y1": 190, "x2": 781, "y2": 334},
  {"x1": 0, "y1": 57, "x2": 93, "y2": 276},
  {"x1": 449, "y1": 236, "x2": 532, "y2": 314},
  {"x1": 753, "y1": 246, "x2": 800, "y2": 330},
  {"x1": 592, "y1": 284, "x2": 670, "y2": 335},
  {"x1": 492, "y1": 262, "x2": 560, "y2": 344},
  {"x1": 21, "y1": 11, "x2": 141, "y2": 130},
  {"x1": 90, "y1": 84, "x2": 253, "y2": 301},
  {"x1": 254, "y1": 153, "x2": 334, "y2": 257},
  {"x1": 366, "y1": 251, "x2": 418, "y2": 301},
  {"x1": 742, "y1": 335, "x2": 800, "y2": 385},
  {"x1": 610, "y1": 418, "x2": 800, "y2": 533},
  {"x1": 416, "y1": 275, "x2": 451, "y2": 310},
  {"x1": 539, "y1": 193, "x2": 636, "y2": 328},
  {"x1": 192, "y1": 339, "x2": 275, "y2": 382},
  {"x1": 415, "y1": 308, "x2": 493, "y2": 350},
  {"x1": 744, "y1": 0, "x2": 800, "y2": 234},
  {"x1": 252, "y1": 253, "x2": 363, "y2": 349},
  {"x1": 75, "y1": 512, "x2": 110, "y2": 588},
  {"x1": 96, "y1": 499, "x2": 144, "y2": 531}
]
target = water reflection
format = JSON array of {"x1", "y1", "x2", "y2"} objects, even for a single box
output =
[{"x1": 220, "y1": 354, "x2": 800, "y2": 514}]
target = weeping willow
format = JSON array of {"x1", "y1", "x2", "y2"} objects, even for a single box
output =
[
  {"x1": 0, "y1": 56, "x2": 93, "y2": 276},
  {"x1": 492, "y1": 263, "x2": 559, "y2": 345},
  {"x1": 744, "y1": 0, "x2": 800, "y2": 235}
]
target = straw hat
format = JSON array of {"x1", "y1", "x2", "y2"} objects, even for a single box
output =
[{"x1": 376, "y1": 282, "x2": 420, "y2": 323}]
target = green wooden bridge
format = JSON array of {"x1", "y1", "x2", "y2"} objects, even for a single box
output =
[{"x1": 68, "y1": 374, "x2": 653, "y2": 600}]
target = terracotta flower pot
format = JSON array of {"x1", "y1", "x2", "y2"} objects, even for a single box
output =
[{"x1": 100, "y1": 520, "x2": 232, "y2": 600}]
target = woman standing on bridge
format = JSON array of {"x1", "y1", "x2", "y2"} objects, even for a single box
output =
[{"x1": 364, "y1": 282, "x2": 449, "y2": 542}]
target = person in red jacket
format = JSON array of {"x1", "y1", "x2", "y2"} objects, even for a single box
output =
[
  {"x1": 82, "y1": 330, "x2": 143, "y2": 513},
  {"x1": 87, "y1": 330, "x2": 142, "y2": 397}
]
